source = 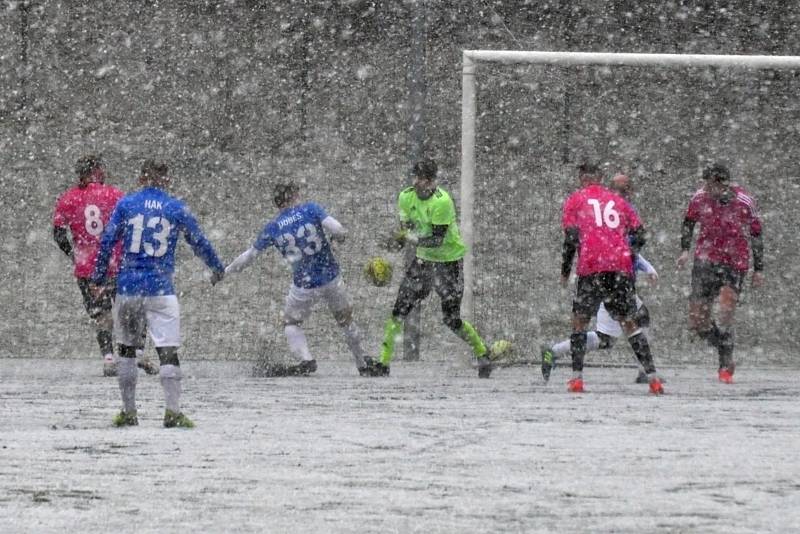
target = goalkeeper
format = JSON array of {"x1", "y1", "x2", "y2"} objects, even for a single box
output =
[{"x1": 363, "y1": 158, "x2": 510, "y2": 378}]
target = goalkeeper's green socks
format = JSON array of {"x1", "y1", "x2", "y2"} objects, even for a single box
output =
[
  {"x1": 457, "y1": 321, "x2": 488, "y2": 358},
  {"x1": 379, "y1": 316, "x2": 404, "y2": 365}
]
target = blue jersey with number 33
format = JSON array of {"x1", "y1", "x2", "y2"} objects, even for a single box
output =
[
  {"x1": 92, "y1": 186, "x2": 224, "y2": 296},
  {"x1": 254, "y1": 202, "x2": 338, "y2": 289}
]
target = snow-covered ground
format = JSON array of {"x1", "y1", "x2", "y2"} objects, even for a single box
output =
[{"x1": 2, "y1": 359, "x2": 798, "y2": 533}]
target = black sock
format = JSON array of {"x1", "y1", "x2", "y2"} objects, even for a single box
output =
[
  {"x1": 717, "y1": 326, "x2": 735, "y2": 369},
  {"x1": 97, "y1": 330, "x2": 113, "y2": 355},
  {"x1": 628, "y1": 332, "x2": 656, "y2": 375},
  {"x1": 570, "y1": 332, "x2": 587, "y2": 372}
]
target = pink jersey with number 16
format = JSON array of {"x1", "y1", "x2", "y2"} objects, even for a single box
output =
[
  {"x1": 561, "y1": 183, "x2": 641, "y2": 277},
  {"x1": 53, "y1": 182, "x2": 124, "y2": 278}
]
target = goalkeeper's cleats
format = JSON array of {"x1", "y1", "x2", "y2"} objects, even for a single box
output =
[
  {"x1": 163, "y1": 410, "x2": 195, "y2": 428},
  {"x1": 567, "y1": 377, "x2": 584, "y2": 393},
  {"x1": 360, "y1": 357, "x2": 390, "y2": 377},
  {"x1": 648, "y1": 376, "x2": 665, "y2": 395},
  {"x1": 488, "y1": 340, "x2": 513, "y2": 361},
  {"x1": 137, "y1": 355, "x2": 159, "y2": 375},
  {"x1": 477, "y1": 356, "x2": 493, "y2": 378},
  {"x1": 718, "y1": 367, "x2": 734, "y2": 384},
  {"x1": 541, "y1": 345, "x2": 555, "y2": 383},
  {"x1": 112, "y1": 410, "x2": 138, "y2": 427}
]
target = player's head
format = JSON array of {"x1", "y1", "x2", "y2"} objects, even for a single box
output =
[
  {"x1": 273, "y1": 182, "x2": 300, "y2": 209},
  {"x1": 411, "y1": 158, "x2": 437, "y2": 199},
  {"x1": 139, "y1": 159, "x2": 170, "y2": 188},
  {"x1": 577, "y1": 161, "x2": 603, "y2": 186},
  {"x1": 702, "y1": 163, "x2": 731, "y2": 198},
  {"x1": 610, "y1": 173, "x2": 633, "y2": 199},
  {"x1": 75, "y1": 154, "x2": 106, "y2": 187}
]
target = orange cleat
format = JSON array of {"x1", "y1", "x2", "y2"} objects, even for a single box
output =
[
  {"x1": 567, "y1": 377, "x2": 584, "y2": 393},
  {"x1": 718, "y1": 368, "x2": 734, "y2": 384},
  {"x1": 649, "y1": 377, "x2": 664, "y2": 395}
]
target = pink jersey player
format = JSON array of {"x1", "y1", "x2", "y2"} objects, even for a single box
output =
[
  {"x1": 561, "y1": 182, "x2": 642, "y2": 277},
  {"x1": 685, "y1": 185, "x2": 762, "y2": 273},
  {"x1": 53, "y1": 177, "x2": 124, "y2": 278}
]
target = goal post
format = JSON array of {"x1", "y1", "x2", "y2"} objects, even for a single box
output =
[{"x1": 460, "y1": 50, "x2": 800, "y2": 322}]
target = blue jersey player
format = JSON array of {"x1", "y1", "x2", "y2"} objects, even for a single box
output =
[
  {"x1": 91, "y1": 160, "x2": 225, "y2": 428},
  {"x1": 225, "y1": 182, "x2": 370, "y2": 376}
]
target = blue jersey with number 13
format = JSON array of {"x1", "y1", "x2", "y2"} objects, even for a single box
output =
[
  {"x1": 254, "y1": 202, "x2": 338, "y2": 289},
  {"x1": 92, "y1": 186, "x2": 224, "y2": 296}
]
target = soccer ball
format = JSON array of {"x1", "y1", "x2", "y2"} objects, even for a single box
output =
[{"x1": 364, "y1": 257, "x2": 393, "y2": 287}]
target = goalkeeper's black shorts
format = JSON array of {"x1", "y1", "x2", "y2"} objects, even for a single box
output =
[{"x1": 392, "y1": 258, "x2": 463, "y2": 318}]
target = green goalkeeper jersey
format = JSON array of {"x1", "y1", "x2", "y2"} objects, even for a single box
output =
[{"x1": 397, "y1": 186, "x2": 467, "y2": 262}]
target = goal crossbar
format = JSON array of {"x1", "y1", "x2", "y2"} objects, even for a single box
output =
[{"x1": 460, "y1": 50, "x2": 800, "y2": 320}]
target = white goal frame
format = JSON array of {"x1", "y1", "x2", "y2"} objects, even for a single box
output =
[{"x1": 460, "y1": 50, "x2": 800, "y2": 320}]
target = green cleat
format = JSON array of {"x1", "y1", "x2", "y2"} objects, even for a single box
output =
[
  {"x1": 541, "y1": 345, "x2": 555, "y2": 383},
  {"x1": 163, "y1": 409, "x2": 195, "y2": 429},
  {"x1": 488, "y1": 339, "x2": 513, "y2": 361},
  {"x1": 112, "y1": 410, "x2": 139, "y2": 427}
]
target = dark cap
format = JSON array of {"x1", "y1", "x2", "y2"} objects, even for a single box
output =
[
  {"x1": 75, "y1": 154, "x2": 103, "y2": 178},
  {"x1": 141, "y1": 159, "x2": 168, "y2": 180},
  {"x1": 273, "y1": 182, "x2": 300, "y2": 208},
  {"x1": 702, "y1": 163, "x2": 730, "y2": 183},
  {"x1": 411, "y1": 158, "x2": 438, "y2": 181},
  {"x1": 577, "y1": 161, "x2": 602, "y2": 176}
]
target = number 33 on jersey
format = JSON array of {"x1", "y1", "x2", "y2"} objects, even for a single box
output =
[{"x1": 562, "y1": 183, "x2": 642, "y2": 276}]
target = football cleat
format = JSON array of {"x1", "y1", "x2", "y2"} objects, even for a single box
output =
[
  {"x1": 477, "y1": 356, "x2": 493, "y2": 378},
  {"x1": 541, "y1": 345, "x2": 555, "y2": 383},
  {"x1": 488, "y1": 340, "x2": 513, "y2": 360},
  {"x1": 163, "y1": 410, "x2": 195, "y2": 428},
  {"x1": 567, "y1": 377, "x2": 584, "y2": 393},
  {"x1": 636, "y1": 371, "x2": 666, "y2": 384},
  {"x1": 360, "y1": 357, "x2": 390, "y2": 377},
  {"x1": 718, "y1": 367, "x2": 734, "y2": 384},
  {"x1": 648, "y1": 377, "x2": 665, "y2": 395},
  {"x1": 112, "y1": 410, "x2": 139, "y2": 427},
  {"x1": 286, "y1": 359, "x2": 317, "y2": 376}
]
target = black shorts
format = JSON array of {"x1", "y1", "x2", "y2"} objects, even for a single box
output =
[
  {"x1": 393, "y1": 258, "x2": 463, "y2": 318},
  {"x1": 573, "y1": 272, "x2": 637, "y2": 321},
  {"x1": 690, "y1": 261, "x2": 746, "y2": 300},
  {"x1": 76, "y1": 277, "x2": 116, "y2": 320}
]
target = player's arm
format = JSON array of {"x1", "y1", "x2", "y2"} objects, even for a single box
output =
[
  {"x1": 561, "y1": 226, "x2": 579, "y2": 279},
  {"x1": 322, "y1": 215, "x2": 346, "y2": 243},
  {"x1": 628, "y1": 226, "x2": 647, "y2": 255},
  {"x1": 179, "y1": 207, "x2": 226, "y2": 281},
  {"x1": 750, "y1": 205, "x2": 764, "y2": 286},
  {"x1": 225, "y1": 247, "x2": 264, "y2": 274},
  {"x1": 227, "y1": 226, "x2": 273, "y2": 275},
  {"x1": 90, "y1": 204, "x2": 125, "y2": 285},
  {"x1": 53, "y1": 226, "x2": 73, "y2": 259}
]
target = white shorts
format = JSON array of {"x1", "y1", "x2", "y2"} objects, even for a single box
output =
[
  {"x1": 284, "y1": 277, "x2": 351, "y2": 324},
  {"x1": 114, "y1": 294, "x2": 181, "y2": 347},
  {"x1": 595, "y1": 296, "x2": 644, "y2": 338}
]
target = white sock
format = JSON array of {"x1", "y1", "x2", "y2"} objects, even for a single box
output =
[
  {"x1": 552, "y1": 332, "x2": 601, "y2": 358},
  {"x1": 285, "y1": 325, "x2": 313, "y2": 362},
  {"x1": 159, "y1": 364, "x2": 182, "y2": 413},
  {"x1": 342, "y1": 322, "x2": 366, "y2": 368},
  {"x1": 117, "y1": 358, "x2": 138, "y2": 413}
]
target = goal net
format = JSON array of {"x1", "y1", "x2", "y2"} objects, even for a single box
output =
[{"x1": 460, "y1": 51, "x2": 800, "y2": 367}]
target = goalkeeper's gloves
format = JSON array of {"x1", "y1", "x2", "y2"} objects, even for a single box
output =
[{"x1": 394, "y1": 228, "x2": 419, "y2": 246}]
